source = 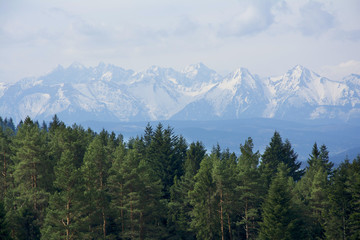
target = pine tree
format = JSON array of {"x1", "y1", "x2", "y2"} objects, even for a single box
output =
[
  {"x1": 107, "y1": 139, "x2": 127, "y2": 238},
  {"x1": 213, "y1": 149, "x2": 238, "y2": 240},
  {"x1": 167, "y1": 141, "x2": 206, "y2": 239},
  {"x1": 348, "y1": 155, "x2": 360, "y2": 239},
  {"x1": 9, "y1": 116, "x2": 50, "y2": 239},
  {"x1": 0, "y1": 200, "x2": 11, "y2": 239},
  {"x1": 189, "y1": 154, "x2": 219, "y2": 239},
  {"x1": 112, "y1": 145, "x2": 165, "y2": 239},
  {"x1": 325, "y1": 157, "x2": 360, "y2": 239},
  {"x1": 237, "y1": 137, "x2": 262, "y2": 240},
  {"x1": 146, "y1": 123, "x2": 187, "y2": 199},
  {"x1": 41, "y1": 150, "x2": 84, "y2": 240},
  {"x1": 295, "y1": 142, "x2": 333, "y2": 239},
  {"x1": 81, "y1": 135, "x2": 111, "y2": 239},
  {"x1": 0, "y1": 127, "x2": 12, "y2": 201},
  {"x1": 259, "y1": 163, "x2": 304, "y2": 240},
  {"x1": 260, "y1": 131, "x2": 303, "y2": 190}
]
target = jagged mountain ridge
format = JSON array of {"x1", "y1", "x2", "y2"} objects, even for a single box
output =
[{"x1": 0, "y1": 62, "x2": 359, "y2": 124}]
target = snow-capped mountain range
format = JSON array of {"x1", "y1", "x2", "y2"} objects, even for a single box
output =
[{"x1": 0, "y1": 62, "x2": 359, "y2": 124}]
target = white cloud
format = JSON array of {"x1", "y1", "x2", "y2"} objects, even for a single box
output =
[
  {"x1": 0, "y1": 0, "x2": 359, "y2": 84},
  {"x1": 298, "y1": 1, "x2": 335, "y2": 36},
  {"x1": 218, "y1": 0, "x2": 283, "y2": 37},
  {"x1": 319, "y1": 60, "x2": 360, "y2": 80}
]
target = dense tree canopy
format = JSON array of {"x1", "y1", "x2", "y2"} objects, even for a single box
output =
[{"x1": 0, "y1": 115, "x2": 359, "y2": 239}]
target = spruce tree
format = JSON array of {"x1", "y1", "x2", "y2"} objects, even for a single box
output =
[
  {"x1": 81, "y1": 135, "x2": 111, "y2": 239},
  {"x1": 9, "y1": 116, "x2": 50, "y2": 239},
  {"x1": 167, "y1": 141, "x2": 206, "y2": 239},
  {"x1": 325, "y1": 157, "x2": 360, "y2": 239},
  {"x1": 0, "y1": 127, "x2": 12, "y2": 201},
  {"x1": 41, "y1": 150, "x2": 84, "y2": 240},
  {"x1": 213, "y1": 149, "x2": 238, "y2": 240},
  {"x1": 189, "y1": 154, "x2": 219, "y2": 239},
  {"x1": 113, "y1": 145, "x2": 165, "y2": 239},
  {"x1": 260, "y1": 131, "x2": 303, "y2": 190},
  {"x1": 237, "y1": 137, "x2": 262, "y2": 240},
  {"x1": 0, "y1": 200, "x2": 11, "y2": 240},
  {"x1": 259, "y1": 163, "x2": 304, "y2": 240},
  {"x1": 295, "y1": 142, "x2": 333, "y2": 239}
]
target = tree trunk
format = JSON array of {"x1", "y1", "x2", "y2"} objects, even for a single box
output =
[
  {"x1": 227, "y1": 213, "x2": 232, "y2": 240},
  {"x1": 102, "y1": 207, "x2": 106, "y2": 239},
  {"x1": 245, "y1": 198, "x2": 249, "y2": 240},
  {"x1": 2, "y1": 151, "x2": 6, "y2": 196},
  {"x1": 66, "y1": 199, "x2": 70, "y2": 240},
  {"x1": 121, "y1": 184, "x2": 124, "y2": 233},
  {"x1": 220, "y1": 190, "x2": 224, "y2": 240},
  {"x1": 140, "y1": 211, "x2": 144, "y2": 240}
]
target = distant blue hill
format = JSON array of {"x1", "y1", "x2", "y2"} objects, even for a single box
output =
[{"x1": 80, "y1": 118, "x2": 360, "y2": 165}]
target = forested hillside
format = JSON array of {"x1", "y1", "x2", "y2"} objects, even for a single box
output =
[{"x1": 0, "y1": 115, "x2": 359, "y2": 240}]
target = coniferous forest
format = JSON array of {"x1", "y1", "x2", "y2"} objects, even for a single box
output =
[{"x1": 0, "y1": 115, "x2": 359, "y2": 240}]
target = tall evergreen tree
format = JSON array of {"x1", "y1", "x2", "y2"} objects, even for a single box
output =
[
  {"x1": 41, "y1": 150, "x2": 84, "y2": 240},
  {"x1": 0, "y1": 127, "x2": 12, "y2": 201},
  {"x1": 112, "y1": 145, "x2": 165, "y2": 239},
  {"x1": 146, "y1": 123, "x2": 187, "y2": 199},
  {"x1": 168, "y1": 141, "x2": 206, "y2": 240},
  {"x1": 259, "y1": 163, "x2": 304, "y2": 240},
  {"x1": 107, "y1": 140, "x2": 127, "y2": 238},
  {"x1": 189, "y1": 154, "x2": 219, "y2": 239},
  {"x1": 237, "y1": 137, "x2": 262, "y2": 240},
  {"x1": 295, "y1": 142, "x2": 333, "y2": 239},
  {"x1": 9, "y1": 116, "x2": 50, "y2": 239},
  {"x1": 260, "y1": 131, "x2": 303, "y2": 189},
  {"x1": 0, "y1": 200, "x2": 11, "y2": 239},
  {"x1": 348, "y1": 155, "x2": 360, "y2": 239},
  {"x1": 213, "y1": 149, "x2": 238, "y2": 240},
  {"x1": 325, "y1": 157, "x2": 360, "y2": 239},
  {"x1": 81, "y1": 135, "x2": 111, "y2": 239}
]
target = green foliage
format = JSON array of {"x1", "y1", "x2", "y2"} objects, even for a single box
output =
[
  {"x1": 1, "y1": 115, "x2": 359, "y2": 240},
  {"x1": 0, "y1": 200, "x2": 11, "y2": 240},
  {"x1": 259, "y1": 163, "x2": 305, "y2": 240},
  {"x1": 260, "y1": 131, "x2": 303, "y2": 190},
  {"x1": 41, "y1": 150, "x2": 84, "y2": 240},
  {"x1": 0, "y1": 127, "x2": 12, "y2": 201},
  {"x1": 237, "y1": 137, "x2": 263, "y2": 239},
  {"x1": 189, "y1": 154, "x2": 219, "y2": 239}
]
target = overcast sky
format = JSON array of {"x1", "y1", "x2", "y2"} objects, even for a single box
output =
[{"x1": 1, "y1": 0, "x2": 360, "y2": 83}]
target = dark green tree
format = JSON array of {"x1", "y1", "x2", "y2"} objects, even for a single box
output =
[
  {"x1": 325, "y1": 156, "x2": 360, "y2": 239},
  {"x1": 146, "y1": 123, "x2": 187, "y2": 199},
  {"x1": 167, "y1": 141, "x2": 206, "y2": 239},
  {"x1": 41, "y1": 150, "x2": 84, "y2": 240},
  {"x1": 259, "y1": 163, "x2": 304, "y2": 240},
  {"x1": 0, "y1": 200, "x2": 11, "y2": 239},
  {"x1": 213, "y1": 149, "x2": 238, "y2": 240},
  {"x1": 9, "y1": 116, "x2": 50, "y2": 239},
  {"x1": 189, "y1": 154, "x2": 219, "y2": 239},
  {"x1": 81, "y1": 135, "x2": 111, "y2": 239},
  {"x1": 295, "y1": 143, "x2": 333, "y2": 239},
  {"x1": 260, "y1": 131, "x2": 303, "y2": 189},
  {"x1": 112, "y1": 145, "x2": 165, "y2": 239},
  {"x1": 237, "y1": 137, "x2": 262, "y2": 240},
  {"x1": 0, "y1": 127, "x2": 12, "y2": 201}
]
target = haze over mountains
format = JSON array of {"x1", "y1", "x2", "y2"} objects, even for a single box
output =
[
  {"x1": 1, "y1": 62, "x2": 360, "y2": 163},
  {"x1": 0, "y1": 62, "x2": 359, "y2": 124}
]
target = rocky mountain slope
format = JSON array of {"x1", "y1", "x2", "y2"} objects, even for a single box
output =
[{"x1": 0, "y1": 62, "x2": 359, "y2": 124}]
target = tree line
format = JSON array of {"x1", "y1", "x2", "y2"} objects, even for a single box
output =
[{"x1": 0, "y1": 115, "x2": 359, "y2": 240}]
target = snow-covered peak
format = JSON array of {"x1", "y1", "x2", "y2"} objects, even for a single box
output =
[
  {"x1": 182, "y1": 62, "x2": 217, "y2": 79},
  {"x1": 272, "y1": 65, "x2": 321, "y2": 92},
  {"x1": 344, "y1": 74, "x2": 360, "y2": 85},
  {"x1": 230, "y1": 67, "x2": 253, "y2": 79},
  {"x1": 2, "y1": 62, "x2": 359, "y2": 124},
  {"x1": 69, "y1": 61, "x2": 85, "y2": 70}
]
